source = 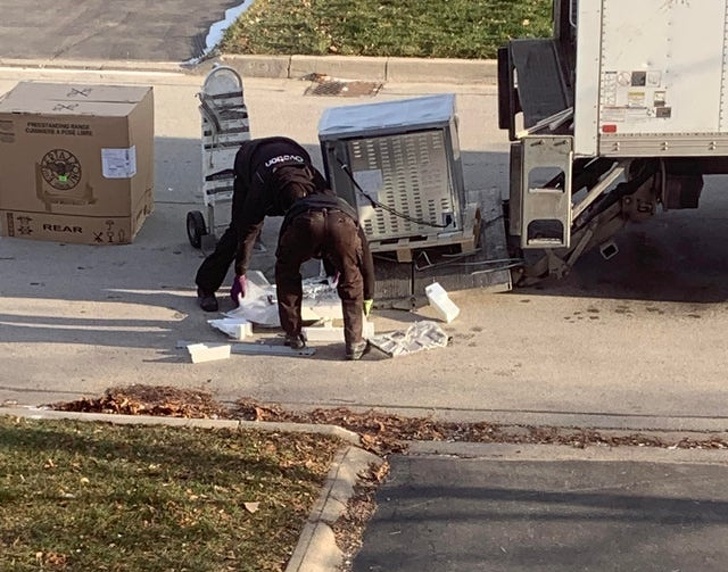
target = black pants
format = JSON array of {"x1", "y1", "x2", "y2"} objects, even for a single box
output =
[
  {"x1": 195, "y1": 220, "x2": 264, "y2": 295},
  {"x1": 275, "y1": 209, "x2": 364, "y2": 349}
]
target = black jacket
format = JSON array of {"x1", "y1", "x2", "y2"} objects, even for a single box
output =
[{"x1": 231, "y1": 137, "x2": 326, "y2": 275}]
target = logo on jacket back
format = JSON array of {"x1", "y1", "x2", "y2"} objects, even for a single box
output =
[{"x1": 264, "y1": 154, "x2": 305, "y2": 169}]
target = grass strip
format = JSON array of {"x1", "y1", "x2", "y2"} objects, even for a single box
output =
[
  {"x1": 0, "y1": 416, "x2": 341, "y2": 572},
  {"x1": 222, "y1": 0, "x2": 553, "y2": 59}
]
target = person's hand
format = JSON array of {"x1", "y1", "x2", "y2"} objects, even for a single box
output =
[
  {"x1": 230, "y1": 274, "x2": 248, "y2": 307},
  {"x1": 363, "y1": 299, "x2": 373, "y2": 317}
]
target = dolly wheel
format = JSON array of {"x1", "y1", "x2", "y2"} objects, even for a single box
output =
[{"x1": 186, "y1": 210, "x2": 207, "y2": 249}]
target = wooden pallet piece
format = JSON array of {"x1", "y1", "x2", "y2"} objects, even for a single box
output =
[{"x1": 369, "y1": 204, "x2": 482, "y2": 263}]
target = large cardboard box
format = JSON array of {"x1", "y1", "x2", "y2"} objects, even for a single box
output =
[{"x1": 0, "y1": 82, "x2": 154, "y2": 244}]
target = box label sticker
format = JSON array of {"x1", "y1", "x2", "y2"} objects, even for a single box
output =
[{"x1": 101, "y1": 146, "x2": 137, "y2": 179}]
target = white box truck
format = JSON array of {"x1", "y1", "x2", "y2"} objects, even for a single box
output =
[{"x1": 499, "y1": 0, "x2": 728, "y2": 283}]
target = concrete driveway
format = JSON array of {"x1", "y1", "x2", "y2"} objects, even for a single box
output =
[{"x1": 2, "y1": 64, "x2": 728, "y2": 435}]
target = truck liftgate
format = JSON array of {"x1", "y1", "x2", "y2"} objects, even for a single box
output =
[{"x1": 498, "y1": 0, "x2": 728, "y2": 285}]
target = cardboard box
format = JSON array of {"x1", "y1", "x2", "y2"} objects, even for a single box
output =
[{"x1": 0, "y1": 82, "x2": 154, "y2": 244}]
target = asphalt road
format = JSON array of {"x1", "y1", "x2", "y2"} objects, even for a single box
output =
[
  {"x1": 353, "y1": 443, "x2": 728, "y2": 572},
  {"x1": 0, "y1": 0, "x2": 242, "y2": 62}
]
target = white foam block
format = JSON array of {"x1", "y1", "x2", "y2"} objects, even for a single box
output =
[
  {"x1": 208, "y1": 318, "x2": 254, "y2": 340},
  {"x1": 425, "y1": 282, "x2": 460, "y2": 324},
  {"x1": 186, "y1": 343, "x2": 231, "y2": 364},
  {"x1": 303, "y1": 319, "x2": 375, "y2": 342}
]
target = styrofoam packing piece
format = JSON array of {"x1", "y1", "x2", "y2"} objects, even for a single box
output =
[
  {"x1": 301, "y1": 325, "x2": 344, "y2": 342},
  {"x1": 208, "y1": 318, "x2": 254, "y2": 340},
  {"x1": 303, "y1": 319, "x2": 375, "y2": 342},
  {"x1": 425, "y1": 282, "x2": 460, "y2": 324},
  {"x1": 302, "y1": 299, "x2": 344, "y2": 321},
  {"x1": 186, "y1": 343, "x2": 231, "y2": 364}
]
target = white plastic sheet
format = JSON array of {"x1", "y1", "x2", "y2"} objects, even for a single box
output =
[
  {"x1": 223, "y1": 275, "x2": 343, "y2": 327},
  {"x1": 225, "y1": 280, "x2": 280, "y2": 327}
]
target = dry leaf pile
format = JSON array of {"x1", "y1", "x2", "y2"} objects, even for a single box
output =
[
  {"x1": 54, "y1": 384, "x2": 228, "y2": 419},
  {"x1": 54, "y1": 388, "x2": 728, "y2": 458}
]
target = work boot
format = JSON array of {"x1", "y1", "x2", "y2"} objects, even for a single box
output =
[
  {"x1": 197, "y1": 288, "x2": 219, "y2": 312},
  {"x1": 284, "y1": 333, "x2": 306, "y2": 350},
  {"x1": 345, "y1": 341, "x2": 370, "y2": 361}
]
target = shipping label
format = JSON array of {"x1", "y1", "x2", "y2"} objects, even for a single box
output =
[{"x1": 101, "y1": 146, "x2": 137, "y2": 179}]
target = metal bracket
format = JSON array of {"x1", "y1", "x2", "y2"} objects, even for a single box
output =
[
  {"x1": 571, "y1": 163, "x2": 627, "y2": 222},
  {"x1": 177, "y1": 340, "x2": 316, "y2": 357},
  {"x1": 231, "y1": 343, "x2": 316, "y2": 357}
]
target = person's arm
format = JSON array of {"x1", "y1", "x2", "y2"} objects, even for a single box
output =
[{"x1": 357, "y1": 226, "x2": 375, "y2": 300}]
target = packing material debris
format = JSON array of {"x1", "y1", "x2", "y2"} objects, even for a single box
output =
[
  {"x1": 301, "y1": 275, "x2": 344, "y2": 321},
  {"x1": 425, "y1": 282, "x2": 460, "y2": 323},
  {"x1": 368, "y1": 321, "x2": 450, "y2": 358},
  {"x1": 187, "y1": 342, "x2": 231, "y2": 364},
  {"x1": 226, "y1": 274, "x2": 344, "y2": 327},
  {"x1": 208, "y1": 317, "x2": 253, "y2": 340},
  {"x1": 226, "y1": 280, "x2": 280, "y2": 327}
]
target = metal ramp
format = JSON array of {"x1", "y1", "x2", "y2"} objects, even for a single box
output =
[
  {"x1": 498, "y1": 39, "x2": 573, "y2": 140},
  {"x1": 510, "y1": 39, "x2": 572, "y2": 128}
]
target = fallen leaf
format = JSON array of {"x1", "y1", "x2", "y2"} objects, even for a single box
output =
[{"x1": 243, "y1": 502, "x2": 260, "y2": 514}]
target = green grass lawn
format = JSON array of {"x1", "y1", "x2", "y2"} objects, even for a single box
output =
[
  {"x1": 221, "y1": 0, "x2": 553, "y2": 59},
  {"x1": 0, "y1": 416, "x2": 341, "y2": 572}
]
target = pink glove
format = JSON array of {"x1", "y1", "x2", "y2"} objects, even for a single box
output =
[{"x1": 230, "y1": 274, "x2": 247, "y2": 307}]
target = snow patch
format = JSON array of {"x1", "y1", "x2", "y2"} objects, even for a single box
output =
[{"x1": 186, "y1": 0, "x2": 255, "y2": 64}]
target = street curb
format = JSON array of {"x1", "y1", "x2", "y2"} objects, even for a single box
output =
[
  {"x1": 1, "y1": 407, "x2": 383, "y2": 572},
  {"x1": 286, "y1": 445, "x2": 383, "y2": 572},
  {"x1": 0, "y1": 58, "x2": 187, "y2": 75},
  {"x1": 0, "y1": 54, "x2": 499, "y2": 85},
  {"x1": 407, "y1": 441, "x2": 728, "y2": 465},
  {"x1": 215, "y1": 54, "x2": 498, "y2": 85},
  {"x1": 0, "y1": 406, "x2": 362, "y2": 444}
]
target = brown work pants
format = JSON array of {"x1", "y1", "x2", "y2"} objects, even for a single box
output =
[{"x1": 275, "y1": 209, "x2": 364, "y2": 350}]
